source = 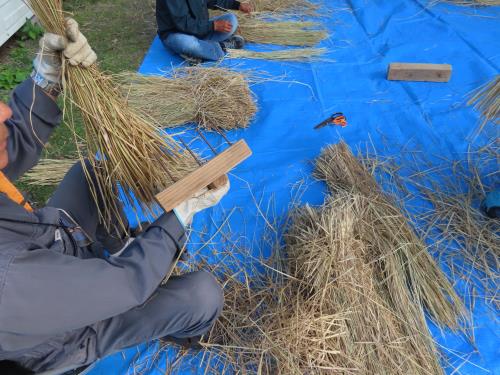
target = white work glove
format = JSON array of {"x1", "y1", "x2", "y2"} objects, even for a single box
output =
[
  {"x1": 173, "y1": 179, "x2": 230, "y2": 227},
  {"x1": 32, "y1": 18, "x2": 97, "y2": 93}
]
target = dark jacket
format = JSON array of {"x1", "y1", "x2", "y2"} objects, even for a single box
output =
[
  {"x1": 0, "y1": 80, "x2": 186, "y2": 367},
  {"x1": 156, "y1": 0, "x2": 241, "y2": 40}
]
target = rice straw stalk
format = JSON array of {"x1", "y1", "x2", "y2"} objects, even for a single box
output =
[
  {"x1": 118, "y1": 67, "x2": 256, "y2": 131},
  {"x1": 26, "y1": 0, "x2": 198, "y2": 232}
]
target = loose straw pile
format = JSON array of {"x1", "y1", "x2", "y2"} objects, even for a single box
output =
[
  {"x1": 364, "y1": 143, "x2": 499, "y2": 307},
  {"x1": 228, "y1": 47, "x2": 327, "y2": 61},
  {"x1": 236, "y1": 15, "x2": 327, "y2": 46},
  {"x1": 468, "y1": 75, "x2": 499, "y2": 135},
  {"x1": 21, "y1": 158, "x2": 77, "y2": 185},
  {"x1": 26, "y1": 0, "x2": 198, "y2": 231},
  {"x1": 312, "y1": 143, "x2": 466, "y2": 329},
  {"x1": 210, "y1": 9, "x2": 327, "y2": 46},
  {"x1": 248, "y1": 0, "x2": 318, "y2": 14},
  {"x1": 169, "y1": 142, "x2": 466, "y2": 374},
  {"x1": 118, "y1": 68, "x2": 256, "y2": 131}
]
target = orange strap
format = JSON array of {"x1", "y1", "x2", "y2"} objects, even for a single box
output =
[{"x1": 0, "y1": 171, "x2": 33, "y2": 212}]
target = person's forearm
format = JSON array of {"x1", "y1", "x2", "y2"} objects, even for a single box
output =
[
  {"x1": 2, "y1": 79, "x2": 62, "y2": 181},
  {"x1": 0, "y1": 215, "x2": 185, "y2": 337}
]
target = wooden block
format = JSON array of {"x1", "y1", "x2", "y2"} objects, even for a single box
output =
[
  {"x1": 388, "y1": 63, "x2": 452, "y2": 82},
  {"x1": 208, "y1": 174, "x2": 229, "y2": 190},
  {"x1": 156, "y1": 140, "x2": 252, "y2": 212}
]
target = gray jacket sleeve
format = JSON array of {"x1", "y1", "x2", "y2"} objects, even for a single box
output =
[
  {"x1": 2, "y1": 78, "x2": 62, "y2": 181},
  {"x1": 0, "y1": 213, "x2": 185, "y2": 335}
]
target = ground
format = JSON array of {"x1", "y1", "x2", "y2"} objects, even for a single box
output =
[{"x1": 0, "y1": 0, "x2": 157, "y2": 204}]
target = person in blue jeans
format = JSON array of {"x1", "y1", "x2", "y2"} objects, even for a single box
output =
[{"x1": 156, "y1": 0, "x2": 253, "y2": 62}]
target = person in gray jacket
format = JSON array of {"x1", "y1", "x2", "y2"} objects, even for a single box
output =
[
  {"x1": 0, "y1": 18, "x2": 227, "y2": 374},
  {"x1": 157, "y1": 0, "x2": 253, "y2": 61}
]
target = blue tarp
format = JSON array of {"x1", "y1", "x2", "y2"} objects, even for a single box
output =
[{"x1": 87, "y1": 0, "x2": 499, "y2": 373}]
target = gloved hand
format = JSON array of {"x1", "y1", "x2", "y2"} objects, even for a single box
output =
[
  {"x1": 32, "y1": 18, "x2": 97, "y2": 94},
  {"x1": 173, "y1": 179, "x2": 230, "y2": 227}
]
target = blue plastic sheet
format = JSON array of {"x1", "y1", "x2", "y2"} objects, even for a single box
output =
[{"x1": 88, "y1": 1, "x2": 499, "y2": 373}]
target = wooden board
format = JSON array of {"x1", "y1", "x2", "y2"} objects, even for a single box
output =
[
  {"x1": 388, "y1": 63, "x2": 452, "y2": 82},
  {"x1": 156, "y1": 140, "x2": 252, "y2": 212}
]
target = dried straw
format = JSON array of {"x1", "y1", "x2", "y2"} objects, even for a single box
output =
[
  {"x1": 26, "y1": 0, "x2": 198, "y2": 232},
  {"x1": 227, "y1": 47, "x2": 327, "y2": 61},
  {"x1": 20, "y1": 158, "x2": 77, "y2": 185},
  {"x1": 364, "y1": 143, "x2": 499, "y2": 308},
  {"x1": 314, "y1": 142, "x2": 467, "y2": 330},
  {"x1": 209, "y1": 9, "x2": 327, "y2": 46},
  {"x1": 284, "y1": 194, "x2": 446, "y2": 374},
  {"x1": 164, "y1": 143, "x2": 467, "y2": 374},
  {"x1": 236, "y1": 15, "x2": 327, "y2": 46},
  {"x1": 468, "y1": 75, "x2": 499, "y2": 135},
  {"x1": 247, "y1": 0, "x2": 318, "y2": 14},
  {"x1": 117, "y1": 68, "x2": 256, "y2": 131}
]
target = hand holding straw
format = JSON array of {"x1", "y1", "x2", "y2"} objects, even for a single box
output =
[{"x1": 27, "y1": 0, "x2": 198, "y2": 233}]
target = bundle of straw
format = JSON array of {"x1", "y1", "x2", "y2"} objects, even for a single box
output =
[
  {"x1": 364, "y1": 142, "x2": 499, "y2": 307},
  {"x1": 248, "y1": 0, "x2": 318, "y2": 14},
  {"x1": 118, "y1": 68, "x2": 256, "y2": 131},
  {"x1": 285, "y1": 194, "x2": 447, "y2": 374},
  {"x1": 228, "y1": 47, "x2": 327, "y2": 61},
  {"x1": 20, "y1": 158, "x2": 77, "y2": 186},
  {"x1": 171, "y1": 143, "x2": 466, "y2": 374},
  {"x1": 26, "y1": 0, "x2": 198, "y2": 231},
  {"x1": 236, "y1": 15, "x2": 327, "y2": 46},
  {"x1": 468, "y1": 75, "x2": 499, "y2": 134},
  {"x1": 313, "y1": 142, "x2": 466, "y2": 329}
]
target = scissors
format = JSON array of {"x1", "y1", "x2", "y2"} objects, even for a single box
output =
[{"x1": 314, "y1": 112, "x2": 348, "y2": 130}]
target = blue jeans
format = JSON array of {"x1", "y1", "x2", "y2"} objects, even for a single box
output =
[{"x1": 162, "y1": 13, "x2": 238, "y2": 61}]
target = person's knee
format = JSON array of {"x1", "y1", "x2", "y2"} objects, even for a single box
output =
[
  {"x1": 165, "y1": 34, "x2": 203, "y2": 58},
  {"x1": 176, "y1": 271, "x2": 223, "y2": 337},
  {"x1": 189, "y1": 271, "x2": 224, "y2": 321}
]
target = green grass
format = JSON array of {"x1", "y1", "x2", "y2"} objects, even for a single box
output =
[{"x1": 0, "y1": 0, "x2": 156, "y2": 205}]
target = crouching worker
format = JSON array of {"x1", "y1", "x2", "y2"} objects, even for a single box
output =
[
  {"x1": 156, "y1": 0, "x2": 253, "y2": 62},
  {"x1": 0, "y1": 18, "x2": 227, "y2": 375}
]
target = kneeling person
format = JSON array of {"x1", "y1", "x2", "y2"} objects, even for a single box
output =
[{"x1": 156, "y1": 0, "x2": 252, "y2": 61}]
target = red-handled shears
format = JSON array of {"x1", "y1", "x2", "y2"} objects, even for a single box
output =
[{"x1": 314, "y1": 112, "x2": 348, "y2": 130}]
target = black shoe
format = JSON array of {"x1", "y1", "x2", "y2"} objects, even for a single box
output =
[
  {"x1": 161, "y1": 335, "x2": 203, "y2": 350},
  {"x1": 220, "y1": 35, "x2": 245, "y2": 51}
]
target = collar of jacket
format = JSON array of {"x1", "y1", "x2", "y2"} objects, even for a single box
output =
[{"x1": 0, "y1": 171, "x2": 32, "y2": 212}]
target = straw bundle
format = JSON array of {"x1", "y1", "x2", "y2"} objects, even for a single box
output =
[
  {"x1": 370, "y1": 144, "x2": 499, "y2": 307},
  {"x1": 174, "y1": 143, "x2": 467, "y2": 374},
  {"x1": 26, "y1": 0, "x2": 198, "y2": 231},
  {"x1": 197, "y1": 198, "x2": 459, "y2": 373},
  {"x1": 468, "y1": 75, "x2": 499, "y2": 134},
  {"x1": 20, "y1": 158, "x2": 77, "y2": 185},
  {"x1": 228, "y1": 47, "x2": 327, "y2": 60},
  {"x1": 285, "y1": 194, "x2": 446, "y2": 374},
  {"x1": 236, "y1": 15, "x2": 327, "y2": 46},
  {"x1": 248, "y1": 0, "x2": 318, "y2": 14},
  {"x1": 313, "y1": 143, "x2": 466, "y2": 329},
  {"x1": 118, "y1": 68, "x2": 256, "y2": 131}
]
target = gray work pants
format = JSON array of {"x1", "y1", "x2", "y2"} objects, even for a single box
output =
[{"x1": 22, "y1": 162, "x2": 223, "y2": 373}]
